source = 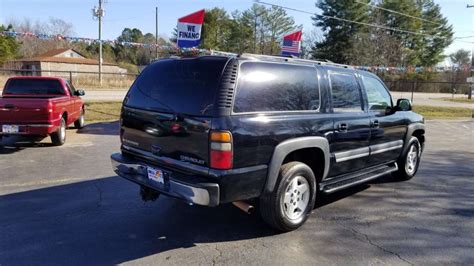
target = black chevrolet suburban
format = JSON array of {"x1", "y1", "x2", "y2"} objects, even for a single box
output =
[{"x1": 111, "y1": 54, "x2": 425, "y2": 231}]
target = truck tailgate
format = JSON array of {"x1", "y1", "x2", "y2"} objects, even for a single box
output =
[{"x1": 0, "y1": 97, "x2": 53, "y2": 124}]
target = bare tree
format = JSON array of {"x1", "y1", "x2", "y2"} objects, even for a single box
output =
[
  {"x1": 44, "y1": 18, "x2": 75, "y2": 36},
  {"x1": 302, "y1": 28, "x2": 323, "y2": 59},
  {"x1": 449, "y1": 49, "x2": 471, "y2": 68},
  {"x1": 7, "y1": 17, "x2": 75, "y2": 58}
]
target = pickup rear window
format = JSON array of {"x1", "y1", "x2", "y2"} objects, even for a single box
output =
[
  {"x1": 125, "y1": 56, "x2": 229, "y2": 116},
  {"x1": 4, "y1": 79, "x2": 65, "y2": 95}
]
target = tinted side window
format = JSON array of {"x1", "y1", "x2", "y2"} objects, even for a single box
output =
[
  {"x1": 233, "y1": 62, "x2": 319, "y2": 113},
  {"x1": 362, "y1": 76, "x2": 392, "y2": 112},
  {"x1": 330, "y1": 73, "x2": 363, "y2": 112}
]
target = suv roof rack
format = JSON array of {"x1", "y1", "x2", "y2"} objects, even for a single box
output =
[
  {"x1": 209, "y1": 50, "x2": 238, "y2": 57},
  {"x1": 238, "y1": 53, "x2": 354, "y2": 69}
]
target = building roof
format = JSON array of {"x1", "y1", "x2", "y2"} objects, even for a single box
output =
[
  {"x1": 35, "y1": 48, "x2": 78, "y2": 58},
  {"x1": 16, "y1": 48, "x2": 117, "y2": 66}
]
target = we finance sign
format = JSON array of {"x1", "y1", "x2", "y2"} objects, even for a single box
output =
[{"x1": 177, "y1": 9, "x2": 205, "y2": 48}]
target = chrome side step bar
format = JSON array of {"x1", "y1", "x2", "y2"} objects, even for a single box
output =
[{"x1": 320, "y1": 163, "x2": 398, "y2": 194}]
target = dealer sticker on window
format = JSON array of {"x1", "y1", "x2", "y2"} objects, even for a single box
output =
[{"x1": 147, "y1": 167, "x2": 164, "y2": 185}]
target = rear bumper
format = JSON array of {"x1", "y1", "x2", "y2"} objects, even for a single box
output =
[
  {"x1": 112, "y1": 148, "x2": 269, "y2": 206},
  {"x1": 0, "y1": 123, "x2": 58, "y2": 136},
  {"x1": 111, "y1": 153, "x2": 220, "y2": 206}
]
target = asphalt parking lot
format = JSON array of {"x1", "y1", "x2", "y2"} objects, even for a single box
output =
[{"x1": 0, "y1": 120, "x2": 473, "y2": 265}]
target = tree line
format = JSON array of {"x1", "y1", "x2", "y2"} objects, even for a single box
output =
[
  {"x1": 312, "y1": 0, "x2": 454, "y2": 67},
  {"x1": 0, "y1": 1, "x2": 470, "y2": 72}
]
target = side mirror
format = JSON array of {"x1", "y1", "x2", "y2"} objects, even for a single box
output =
[
  {"x1": 396, "y1": 98, "x2": 411, "y2": 111},
  {"x1": 75, "y1": 89, "x2": 85, "y2": 96}
]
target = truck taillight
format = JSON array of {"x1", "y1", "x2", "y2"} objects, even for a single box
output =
[
  {"x1": 47, "y1": 101, "x2": 53, "y2": 115},
  {"x1": 210, "y1": 131, "x2": 233, "y2": 170}
]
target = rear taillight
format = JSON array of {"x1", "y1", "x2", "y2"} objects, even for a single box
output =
[
  {"x1": 47, "y1": 101, "x2": 53, "y2": 113},
  {"x1": 46, "y1": 101, "x2": 53, "y2": 119},
  {"x1": 210, "y1": 131, "x2": 233, "y2": 170}
]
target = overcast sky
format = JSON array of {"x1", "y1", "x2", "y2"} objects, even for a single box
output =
[{"x1": 1, "y1": 0, "x2": 473, "y2": 63}]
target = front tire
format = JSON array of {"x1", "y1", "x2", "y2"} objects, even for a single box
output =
[
  {"x1": 74, "y1": 108, "x2": 85, "y2": 129},
  {"x1": 51, "y1": 117, "x2": 66, "y2": 146},
  {"x1": 395, "y1": 137, "x2": 421, "y2": 181},
  {"x1": 260, "y1": 162, "x2": 317, "y2": 232}
]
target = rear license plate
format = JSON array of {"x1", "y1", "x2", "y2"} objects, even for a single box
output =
[
  {"x1": 2, "y1": 125, "x2": 19, "y2": 133},
  {"x1": 147, "y1": 167, "x2": 165, "y2": 185}
]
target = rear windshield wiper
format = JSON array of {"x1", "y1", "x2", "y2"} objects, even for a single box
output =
[{"x1": 134, "y1": 83, "x2": 179, "y2": 120}]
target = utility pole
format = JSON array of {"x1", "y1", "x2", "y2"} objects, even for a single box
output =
[
  {"x1": 93, "y1": 0, "x2": 105, "y2": 86},
  {"x1": 155, "y1": 6, "x2": 159, "y2": 59},
  {"x1": 470, "y1": 45, "x2": 473, "y2": 100},
  {"x1": 468, "y1": 4, "x2": 473, "y2": 99}
]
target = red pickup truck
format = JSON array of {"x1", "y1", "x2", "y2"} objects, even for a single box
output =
[{"x1": 0, "y1": 76, "x2": 85, "y2": 146}]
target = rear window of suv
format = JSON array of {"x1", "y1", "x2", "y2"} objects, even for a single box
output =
[
  {"x1": 4, "y1": 79, "x2": 65, "y2": 95},
  {"x1": 233, "y1": 62, "x2": 319, "y2": 113},
  {"x1": 125, "y1": 56, "x2": 229, "y2": 116}
]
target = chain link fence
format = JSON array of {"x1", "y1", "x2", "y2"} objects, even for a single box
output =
[
  {"x1": 383, "y1": 79, "x2": 472, "y2": 103},
  {"x1": 0, "y1": 68, "x2": 472, "y2": 105},
  {"x1": 0, "y1": 68, "x2": 138, "y2": 91}
]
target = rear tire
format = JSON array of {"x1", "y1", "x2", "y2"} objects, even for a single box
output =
[
  {"x1": 74, "y1": 108, "x2": 85, "y2": 129},
  {"x1": 260, "y1": 162, "x2": 317, "y2": 232},
  {"x1": 51, "y1": 117, "x2": 66, "y2": 146},
  {"x1": 395, "y1": 137, "x2": 421, "y2": 181}
]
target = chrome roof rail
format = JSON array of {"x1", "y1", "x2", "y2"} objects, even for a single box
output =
[
  {"x1": 238, "y1": 53, "x2": 354, "y2": 69},
  {"x1": 209, "y1": 50, "x2": 238, "y2": 57}
]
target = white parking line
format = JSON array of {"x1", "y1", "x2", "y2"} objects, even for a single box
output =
[{"x1": 60, "y1": 142, "x2": 95, "y2": 148}]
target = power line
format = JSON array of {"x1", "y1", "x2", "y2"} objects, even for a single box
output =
[
  {"x1": 454, "y1": 35, "x2": 474, "y2": 39},
  {"x1": 454, "y1": 39, "x2": 474, "y2": 44},
  {"x1": 256, "y1": 0, "x2": 447, "y2": 39},
  {"x1": 355, "y1": 0, "x2": 441, "y2": 26}
]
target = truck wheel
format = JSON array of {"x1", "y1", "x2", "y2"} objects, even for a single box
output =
[
  {"x1": 260, "y1": 162, "x2": 317, "y2": 232},
  {"x1": 74, "y1": 108, "x2": 85, "y2": 129},
  {"x1": 395, "y1": 137, "x2": 421, "y2": 181},
  {"x1": 51, "y1": 117, "x2": 66, "y2": 146}
]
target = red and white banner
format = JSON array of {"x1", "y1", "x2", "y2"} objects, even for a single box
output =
[{"x1": 177, "y1": 9, "x2": 205, "y2": 48}]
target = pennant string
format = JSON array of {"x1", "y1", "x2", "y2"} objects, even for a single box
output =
[{"x1": 1, "y1": 30, "x2": 467, "y2": 72}]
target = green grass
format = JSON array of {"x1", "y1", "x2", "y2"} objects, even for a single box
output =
[
  {"x1": 413, "y1": 105, "x2": 473, "y2": 119},
  {"x1": 85, "y1": 101, "x2": 122, "y2": 122},
  {"x1": 439, "y1": 97, "x2": 474, "y2": 104},
  {"x1": 83, "y1": 101, "x2": 472, "y2": 122}
]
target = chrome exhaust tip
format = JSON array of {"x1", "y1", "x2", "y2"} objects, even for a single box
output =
[{"x1": 232, "y1": 201, "x2": 254, "y2": 214}]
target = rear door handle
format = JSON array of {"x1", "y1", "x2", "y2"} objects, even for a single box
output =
[
  {"x1": 338, "y1": 123, "x2": 348, "y2": 132},
  {"x1": 372, "y1": 120, "x2": 379, "y2": 128}
]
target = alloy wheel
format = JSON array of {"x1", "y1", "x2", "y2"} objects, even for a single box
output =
[
  {"x1": 405, "y1": 144, "x2": 419, "y2": 175},
  {"x1": 282, "y1": 176, "x2": 310, "y2": 221}
]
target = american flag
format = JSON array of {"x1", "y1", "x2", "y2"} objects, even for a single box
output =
[
  {"x1": 281, "y1": 30, "x2": 302, "y2": 56},
  {"x1": 281, "y1": 40, "x2": 301, "y2": 54}
]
